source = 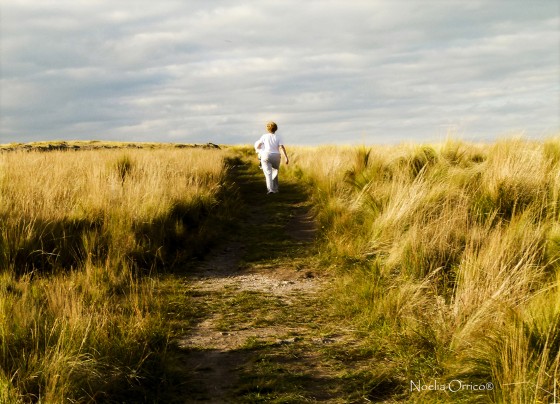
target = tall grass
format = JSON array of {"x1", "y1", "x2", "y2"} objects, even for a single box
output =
[
  {"x1": 0, "y1": 148, "x2": 228, "y2": 273},
  {"x1": 0, "y1": 147, "x2": 233, "y2": 401},
  {"x1": 285, "y1": 137, "x2": 560, "y2": 403}
]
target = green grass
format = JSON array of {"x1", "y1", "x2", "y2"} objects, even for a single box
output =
[
  {"x1": 0, "y1": 147, "x2": 239, "y2": 402},
  {"x1": 283, "y1": 137, "x2": 560, "y2": 403},
  {"x1": 3, "y1": 137, "x2": 560, "y2": 402}
]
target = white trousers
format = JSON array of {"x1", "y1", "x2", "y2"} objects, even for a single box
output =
[{"x1": 262, "y1": 153, "x2": 281, "y2": 193}]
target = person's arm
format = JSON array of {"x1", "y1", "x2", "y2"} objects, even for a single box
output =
[{"x1": 280, "y1": 145, "x2": 289, "y2": 164}]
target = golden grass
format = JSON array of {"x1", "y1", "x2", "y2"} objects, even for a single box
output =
[
  {"x1": 0, "y1": 148, "x2": 228, "y2": 272},
  {"x1": 4, "y1": 136, "x2": 560, "y2": 402},
  {"x1": 284, "y1": 136, "x2": 560, "y2": 403},
  {"x1": 0, "y1": 147, "x2": 233, "y2": 401}
]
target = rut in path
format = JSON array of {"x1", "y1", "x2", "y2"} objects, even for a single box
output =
[{"x1": 170, "y1": 159, "x2": 375, "y2": 403}]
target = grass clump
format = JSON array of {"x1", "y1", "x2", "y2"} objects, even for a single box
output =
[
  {"x1": 0, "y1": 148, "x2": 233, "y2": 274},
  {"x1": 284, "y1": 136, "x2": 560, "y2": 403},
  {"x1": 0, "y1": 147, "x2": 237, "y2": 401}
]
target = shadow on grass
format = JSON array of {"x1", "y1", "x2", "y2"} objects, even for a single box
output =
[
  {"x1": 194, "y1": 155, "x2": 317, "y2": 271},
  {"x1": 166, "y1": 345, "x2": 340, "y2": 403},
  {"x1": 163, "y1": 156, "x2": 405, "y2": 402},
  {"x1": 0, "y1": 160, "x2": 242, "y2": 277},
  {"x1": 162, "y1": 156, "x2": 405, "y2": 403},
  {"x1": 170, "y1": 342, "x2": 404, "y2": 403},
  {"x1": 164, "y1": 156, "x2": 330, "y2": 402}
]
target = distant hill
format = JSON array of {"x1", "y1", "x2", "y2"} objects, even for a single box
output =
[{"x1": 0, "y1": 140, "x2": 222, "y2": 152}]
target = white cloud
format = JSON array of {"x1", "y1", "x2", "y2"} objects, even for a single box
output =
[{"x1": 0, "y1": 0, "x2": 558, "y2": 144}]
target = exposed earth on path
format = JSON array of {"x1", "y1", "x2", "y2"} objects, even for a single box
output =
[{"x1": 167, "y1": 158, "x2": 389, "y2": 403}]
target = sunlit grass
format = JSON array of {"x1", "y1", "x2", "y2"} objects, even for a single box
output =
[
  {"x1": 284, "y1": 135, "x2": 560, "y2": 403},
  {"x1": 4, "y1": 136, "x2": 560, "y2": 402},
  {"x1": 0, "y1": 147, "x2": 234, "y2": 401}
]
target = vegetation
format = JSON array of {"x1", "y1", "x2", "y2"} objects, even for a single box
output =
[
  {"x1": 1, "y1": 136, "x2": 559, "y2": 402},
  {"x1": 283, "y1": 137, "x2": 560, "y2": 402},
  {"x1": 0, "y1": 146, "x2": 236, "y2": 402}
]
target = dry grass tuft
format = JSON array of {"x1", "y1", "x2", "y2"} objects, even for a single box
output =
[
  {"x1": 0, "y1": 147, "x2": 234, "y2": 401},
  {"x1": 285, "y1": 136, "x2": 560, "y2": 403}
]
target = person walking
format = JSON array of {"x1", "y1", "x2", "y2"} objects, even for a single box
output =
[{"x1": 254, "y1": 121, "x2": 289, "y2": 194}]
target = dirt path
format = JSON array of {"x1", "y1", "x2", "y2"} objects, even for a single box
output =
[{"x1": 172, "y1": 159, "x2": 374, "y2": 403}]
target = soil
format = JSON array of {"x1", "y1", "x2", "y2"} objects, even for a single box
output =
[{"x1": 170, "y1": 160, "x2": 369, "y2": 403}]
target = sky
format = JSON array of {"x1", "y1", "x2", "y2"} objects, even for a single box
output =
[{"x1": 1, "y1": 0, "x2": 559, "y2": 145}]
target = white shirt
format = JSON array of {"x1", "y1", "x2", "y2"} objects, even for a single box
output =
[
  {"x1": 254, "y1": 141, "x2": 263, "y2": 157},
  {"x1": 256, "y1": 133, "x2": 283, "y2": 154}
]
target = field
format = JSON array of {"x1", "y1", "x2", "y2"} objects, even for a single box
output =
[
  {"x1": 0, "y1": 144, "x2": 235, "y2": 402},
  {"x1": 284, "y1": 137, "x2": 560, "y2": 403},
  {"x1": 0, "y1": 137, "x2": 559, "y2": 402}
]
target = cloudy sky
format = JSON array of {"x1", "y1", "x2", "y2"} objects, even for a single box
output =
[{"x1": 1, "y1": 0, "x2": 558, "y2": 145}]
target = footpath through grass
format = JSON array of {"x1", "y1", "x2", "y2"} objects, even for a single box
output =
[
  {"x1": 162, "y1": 152, "x2": 390, "y2": 403},
  {"x1": 7, "y1": 141, "x2": 557, "y2": 402}
]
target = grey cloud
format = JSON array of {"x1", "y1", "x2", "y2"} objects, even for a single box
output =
[{"x1": 0, "y1": 0, "x2": 558, "y2": 144}]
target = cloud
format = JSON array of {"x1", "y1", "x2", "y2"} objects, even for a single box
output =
[{"x1": 0, "y1": 0, "x2": 558, "y2": 145}]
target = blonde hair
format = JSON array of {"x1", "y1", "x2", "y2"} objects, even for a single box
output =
[{"x1": 266, "y1": 121, "x2": 278, "y2": 133}]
